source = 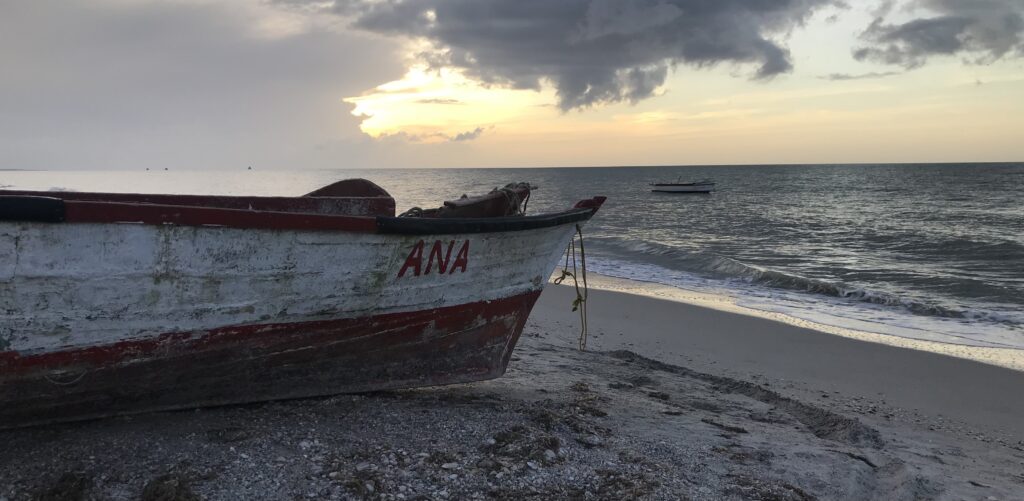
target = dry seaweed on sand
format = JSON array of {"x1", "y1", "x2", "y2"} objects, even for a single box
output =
[{"x1": 3, "y1": 335, "x2": 1022, "y2": 501}]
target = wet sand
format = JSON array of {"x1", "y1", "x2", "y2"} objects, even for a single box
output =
[
  {"x1": 534, "y1": 284, "x2": 1024, "y2": 441},
  {"x1": 1, "y1": 285, "x2": 1023, "y2": 500}
]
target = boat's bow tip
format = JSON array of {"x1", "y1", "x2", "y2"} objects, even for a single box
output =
[{"x1": 574, "y1": 196, "x2": 607, "y2": 214}]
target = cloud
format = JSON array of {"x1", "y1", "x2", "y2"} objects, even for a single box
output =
[
  {"x1": 416, "y1": 98, "x2": 464, "y2": 105},
  {"x1": 308, "y1": 0, "x2": 841, "y2": 111},
  {"x1": 0, "y1": 1, "x2": 404, "y2": 170},
  {"x1": 820, "y1": 71, "x2": 902, "y2": 80},
  {"x1": 451, "y1": 127, "x2": 484, "y2": 141},
  {"x1": 854, "y1": 0, "x2": 1024, "y2": 69},
  {"x1": 377, "y1": 126, "x2": 486, "y2": 143}
]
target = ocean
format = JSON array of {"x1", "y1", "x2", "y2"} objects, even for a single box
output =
[{"x1": 3, "y1": 163, "x2": 1023, "y2": 350}]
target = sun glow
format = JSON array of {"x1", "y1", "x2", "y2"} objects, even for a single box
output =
[{"x1": 343, "y1": 66, "x2": 554, "y2": 142}]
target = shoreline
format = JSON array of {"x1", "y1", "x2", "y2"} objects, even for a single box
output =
[
  {"x1": 534, "y1": 283, "x2": 1024, "y2": 442},
  {"x1": 571, "y1": 272, "x2": 1024, "y2": 372}
]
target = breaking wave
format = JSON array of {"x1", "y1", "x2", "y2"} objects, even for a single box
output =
[{"x1": 588, "y1": 237, "x2": 1019, "y2": 325}]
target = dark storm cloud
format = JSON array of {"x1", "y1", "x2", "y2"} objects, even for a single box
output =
[
  {"x1": 854, "y1": 0, "x2": 1024, "y2": 68},
  {"x1": 311, "y1": 0, "x2": 841, "y2": 110}
]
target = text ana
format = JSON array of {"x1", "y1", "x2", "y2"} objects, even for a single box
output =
[{"x1": 398, "y1": 240, "x2": 470, "y2": 277}]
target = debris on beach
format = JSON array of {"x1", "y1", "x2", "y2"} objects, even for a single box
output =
[{"x1": 1, "y1": 335, "x2": 1020, "y2": 500}]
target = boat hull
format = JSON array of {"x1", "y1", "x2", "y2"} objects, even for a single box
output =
[
  {"x1": 0, "y1": 291, "x2": 539, "y2": 428},
  {"x1": 0, "y1": 219, "x2": 582, "y2": 428},
  {"x1": 650, "y1": 184, "x2": 714, "y2": 193}
]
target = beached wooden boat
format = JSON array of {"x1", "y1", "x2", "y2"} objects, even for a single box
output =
[
  {"x1": 0, "y1": 180, "x2": 605, "y2": 428},
  {"x1": 650, "y1": 179, "x2": 715, "y2": 193}
]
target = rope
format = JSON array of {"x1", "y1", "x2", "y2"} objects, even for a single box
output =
[
  {"x1": 552, "y1": 224, "x2": 589, "y2": 350},
  {"x1": 402, "y1": 182, "x2": 531, "y2": 218},
  {"x1": 398, "y1": 207, "x2": 424, "y2": 218},
  {"x1": 492, "y1": 182, "x2": 533, "y2": 216}
]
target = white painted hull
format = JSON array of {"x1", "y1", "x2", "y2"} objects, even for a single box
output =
[
  {"x1": 0, "y1": 218, "x2": 596, "y2": 427},
  {"x1": 0, "y1": 222, "x2": 577, "y2": 357}
]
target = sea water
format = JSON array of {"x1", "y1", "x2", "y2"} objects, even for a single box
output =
[{"x1": 3, "y1": 163, "x2": 1022, "y2": 350}]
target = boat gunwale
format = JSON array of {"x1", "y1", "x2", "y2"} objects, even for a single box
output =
[{"x1": 0, "y1": 195, "x2": 605, "y2": 235}]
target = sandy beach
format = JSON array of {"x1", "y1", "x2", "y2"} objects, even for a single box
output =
[
  {"x1": 2, "y1": 283, "x2": 1023, "y2": 500},
  {"x1": 536, "y1": 281, "x2": 1024, "y2": 441}
]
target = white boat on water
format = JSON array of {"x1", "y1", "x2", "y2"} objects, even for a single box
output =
[{"x1": 650, "y1": 179, "x2": 715, "y2": 193}]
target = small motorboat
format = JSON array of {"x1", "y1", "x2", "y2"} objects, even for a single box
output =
[
  {"x1": 650, "y1": 179, "x2": 715, "y2": 193},
  {"x1": 0, "y1": 180, "x2": 605, "y2": 428}
]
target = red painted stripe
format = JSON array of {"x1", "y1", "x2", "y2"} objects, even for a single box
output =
[
  {"x1": 2, "y1": 190, "x2": 396, "y2": 217},
  {"x1": 0, "y1": 291, "x2": 543, "y2": 376},
  {"x1": 63, "y1": 200, "x2": 381, "y2": 232}
]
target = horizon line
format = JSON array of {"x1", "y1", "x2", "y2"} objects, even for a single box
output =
[{"x1": 4, "y1": 161, "x2": 1023, "y2": 172}]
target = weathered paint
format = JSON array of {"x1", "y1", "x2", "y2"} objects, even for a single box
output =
[
  {"x1": 0, "y1": 209, "x2": 590, "y2": 427},
  {"x1": 1, "y1": 222, "x2": 574, "y2": 355},
  {"x1": 0, "y1": 291, "x2": 541, "y2": 428}
]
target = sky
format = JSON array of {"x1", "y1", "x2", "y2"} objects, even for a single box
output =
[{"x1": 1, "y1": 0, "x2": 1022, "y2": 170}]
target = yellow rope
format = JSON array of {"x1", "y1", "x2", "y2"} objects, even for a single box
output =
[{"x1": 553, "y1": 224, "x2": 589, "y2": 350}]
